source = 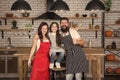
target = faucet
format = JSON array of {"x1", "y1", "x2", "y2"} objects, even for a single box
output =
[{"x1": 7, "y1": 37, "x2": 12, "y2": 48}]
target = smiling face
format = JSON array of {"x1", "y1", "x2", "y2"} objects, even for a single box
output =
[
  {"x1": 60, "y1": 19, "x2": 69, "y2": 27},
  {"x1": 60, "y1": 19, "x2": 69, "y2": 33},
  {"x1": 41, "y1": 25, "x2": 48, "y2": 35},
  {"x1": 51, "y1": 23, "x2": 58, "y2": 33},
  {"x1": 50, "y1": 22, "x2": 59, "y2": 33}
]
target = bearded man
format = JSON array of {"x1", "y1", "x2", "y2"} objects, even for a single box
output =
[{"x1": 60, "y1": 17, "x2": 87, "y2": 80}]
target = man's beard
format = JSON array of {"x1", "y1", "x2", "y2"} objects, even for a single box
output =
[{"x1": 61, "y1": 26, "x2": 69, "y2": 33}]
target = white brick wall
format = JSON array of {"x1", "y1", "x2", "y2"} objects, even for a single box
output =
[{"x1": 0, "y1": 0, "x2": 120, "y2": 47}]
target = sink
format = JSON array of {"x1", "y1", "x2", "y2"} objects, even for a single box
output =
[{"x1": 0, "y1": 50, "x2": 18, "y2": 55}]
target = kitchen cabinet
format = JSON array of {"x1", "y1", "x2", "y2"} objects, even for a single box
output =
[
  {"x1": 7, "y1": 57, "x2": 18, "y2": 73},
  {"x1": 0, "y1": 55, "x2": 18, "y2": 78},
  {"x1": 102, "y1": 11, "x2": 120, "y2": 76},
  {"x1": 14, "y1": 48, "x2": 104, "y2": 80},
  {"x1": 0, "y1": 56, "x2": 5, "y2": 73}
]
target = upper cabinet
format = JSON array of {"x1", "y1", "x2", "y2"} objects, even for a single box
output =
[{"x1": 103, "y1": 11, "x2": 120, "y2": 76}]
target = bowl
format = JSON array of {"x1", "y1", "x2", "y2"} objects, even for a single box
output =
[{"x1": 82, "y1": 14, "x2": 87, "y2": 17}]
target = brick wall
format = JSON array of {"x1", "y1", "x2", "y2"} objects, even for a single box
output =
[{"x1": 0, "y1": 0, "x2": 120, "y2": 47}]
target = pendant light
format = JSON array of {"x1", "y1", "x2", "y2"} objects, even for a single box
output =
[
  {"x1": 11, "y1": 0, "x2": 32, "y2": 10},
  {"x1": 50, "y1": 0, "x2": 70, "y2": 11},
  {"x1": 85, "y1": 0, "x2": 105, "y2": 10}
]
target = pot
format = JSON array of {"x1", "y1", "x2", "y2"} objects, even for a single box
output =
[
  {"x1": 106, "y1": 67, "x2": 113, "y2": 73},
  {"x1": 105, "y1": 30, "x2": 113, "y2": 37},
  {"x1": 106, "y1": 54, "x2": 115, "y2": 61},
  {"x1": 114, "y1": 68, "x2": 120, "y2": 74}
]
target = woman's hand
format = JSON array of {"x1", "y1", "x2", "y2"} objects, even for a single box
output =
[{"x1": 28, "y1": 59, "x2": 31, "y2": 67}]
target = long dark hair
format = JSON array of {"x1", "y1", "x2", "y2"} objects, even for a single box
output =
[
  {"x1": 50, "y1": 22, "x2": 62, "y2": 47},
  {"x1": 38, "y1": 22, "x2": 50, "y2": 42}
]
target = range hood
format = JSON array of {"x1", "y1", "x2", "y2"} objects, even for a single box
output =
[
  {"x1": 35, "y1": 0, "x2": 61, "y2": 20},
  {"x1": 35, "y1": 12, "x2": 61, "y2": 20}
]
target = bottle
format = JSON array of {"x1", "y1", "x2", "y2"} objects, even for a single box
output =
[
  {"x1": 111, "y1": 41, "x2": 116, "y2": 49},
  {"x1": 88, "y1": 40, "x2": 92, "y2": 48}
]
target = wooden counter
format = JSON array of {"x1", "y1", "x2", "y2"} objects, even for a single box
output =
[
  {"x1": 0, "y1": 47, "x2": 105, "y2": 80},
  {"x1": 83, "y1": 48, "x2": 105, "y2": 80}
]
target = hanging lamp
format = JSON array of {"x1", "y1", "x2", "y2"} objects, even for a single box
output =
[
  {"x1": 11, "y1": 0, "x2": 32, "y2": 10},
  {"x1": 85, "y1": 0, "x2": 105, "y2": 10},
  {"x1": 50, "y1": 0, "x2": 70, "y2": 11}
]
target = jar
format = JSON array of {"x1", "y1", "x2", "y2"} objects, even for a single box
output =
[
  {"x1": 90, "y1": 13, "x2": 97, "y2": 17},
  {"x1": 75, "y1": 13, "x2": 79, "y2": 17},
  {"x1": 89, "y1": 24, "x2": 93, "y2": 29},
  {"x1": 113, "y1": 29, "x2": 120, "y2": 37},
  {"x1": 111, "y1": 41, "x2": 116, "y2": 49}
]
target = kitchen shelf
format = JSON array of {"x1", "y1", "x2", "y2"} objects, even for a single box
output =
[
  {"x1": 103, "y1": 11, "x2": 120, "y2": 77},
  {"x1": 106, "y1": 60, "x2": 120, "y2": 63},
  {"x1": 78, "y1": 29, "x2": 101, "y2": 31},
  {"x1": 105, "y1": 48, "x2": 120, "y2": 51},
  {"x1": 105, "y1": 24, "x2": 120, "y2": 26},
  {"x1": 105, "y1": 73, "x2": 120, "y2": 75},
  {"x1": 0, "y1": 17, "x2": 35, "y2": 25},
  {"x1": 0, "y1": 17, "x2": 35, "y2": 19},
  {"x1": 0, "y1": 28, "x2": 33, "y2": 31},
  {"x1": 68, "y1": 16, "x2": 99, "y2": 25},
  {"x1": 0, "y1": 17, "x2": 35, "y2": 39},
  {"x1": 67, "y1": 16, "x2": 99, "y2": 19},
  {"x1": 68, "y1": 16, "x2": 100, "y2": 39},
  {"x1": 105, "y1": 37, "x2": 120, "y2": 39},
  {"x1": 0, "y1": 28, "x2": 33, "y2": 39},
  {"x1": 104, "y1": 11, "x2": 120, "y2": 13}
]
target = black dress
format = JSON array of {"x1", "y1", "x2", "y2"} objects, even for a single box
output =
[{"x1": 62, "y1": 32, "x2": 87, "y2": 74}]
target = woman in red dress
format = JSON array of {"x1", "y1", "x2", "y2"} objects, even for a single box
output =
[{"x1": 28, "y1": 22, "x2": 51, "y2": 80}]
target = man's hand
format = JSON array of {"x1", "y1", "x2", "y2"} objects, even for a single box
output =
[
  {"x1": 73, "y1": 39, "x2": 77, "y2": 45},
  {"x1": 73, "y1": 38, "x2": 84, "y2": 46}
]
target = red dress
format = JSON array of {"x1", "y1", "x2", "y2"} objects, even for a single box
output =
[{"x1": 30, "y1": 42, "x2": 50, "y2": 80}]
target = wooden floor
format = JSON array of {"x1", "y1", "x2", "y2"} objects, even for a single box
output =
[{"x1": 0, "y1": 76, "x2": 120, "y2": 80}]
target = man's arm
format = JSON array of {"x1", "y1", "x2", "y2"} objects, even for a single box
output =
[
  {"x1": 73, "y1": 38, "x2": 84, "y2": 46},
  {"x1": 70, "y1": 29, "x2": 84, "y2": 46}
]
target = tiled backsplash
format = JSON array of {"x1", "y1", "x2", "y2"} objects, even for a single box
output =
[{"x1": 0, "y1": 0, "x2": 120, "y2": 47}]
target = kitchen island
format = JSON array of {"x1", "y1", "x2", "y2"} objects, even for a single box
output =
[{"x1": 0, "y1": 47, "x2": 104, "y2": 80}]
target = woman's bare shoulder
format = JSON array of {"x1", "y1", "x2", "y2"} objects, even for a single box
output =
[{"x1": 34, "y1": 33, "x2": 39, "y2": 39}]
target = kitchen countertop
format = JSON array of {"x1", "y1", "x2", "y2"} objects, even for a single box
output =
[
  {"x1": 0, "y1": 47, "x2": 105, "y2": 56},
  {"x1": 0, "y1": 47, "x2": 104, "y2": 80}
]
